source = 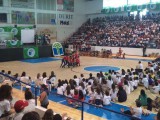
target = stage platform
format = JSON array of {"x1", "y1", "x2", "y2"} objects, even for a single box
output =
[{"x1": 0, "y1": 45, "x2": 53, "y2": 62}]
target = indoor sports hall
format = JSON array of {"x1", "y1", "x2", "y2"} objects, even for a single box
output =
[{"x1": 0, "y1": 0, "x2": 160, "y2": 120}]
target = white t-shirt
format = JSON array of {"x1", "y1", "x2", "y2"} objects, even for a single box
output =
[
  {"x1": 94, "y1": 92, "x2": 102, "y2": 100},
  {"x1": 151, "y1": 86, "x2": 160, "y2": 94},
  {"x1": 134, "y1": 80, "x2": 139, "y2": 87},
  {"x1": 139, "y1": 63, "x2": 143, "y2": 70},
  {"x1": 20, "y1": 76, "x2": 29, "y2": 84},
  {"x1": 123, "y1": 85, "x2": 131, "y2": 94},
  {"x1": 70, "y1": 89, "x2": 74, "y2": 96},
  {"x1": 74, "y1": 78, "x2": 80, "y2": 86},
  {"x1": 133, "y1": 107, "x2": 142, "y2": 119},
  {"x1": 57, "y1": 86, "x2": 64, "y2": 95},
  {"x1": 110, "y1": 89, "x2": 117, "y2": 99},
  {"x1": 86, "y1": 85, "x2": 91, "y2": 94},
  {"x1": 142, "y1": 77, "x2": 148, "y2": 88},
  {"x1": 107, "y1": 80, "x2": 113, "y2": 89},
  {"x1": 49, "y1": 77, "x2": 56, "y2": 84},
  {"x1": 24, "y1": 99, "x2": 35, "y2": 113},
  {"x1": 103, "y1": 95, "x2": 111, "y2": 105},
  {"x1": 0, "y1": 99, "x2": 11, "y2": 117},
  {"x1": 13, "y1": 113, "x2": 24, "y2": 120},
  {"x1": 42, "y1": 77, "x2": 48, "y2": 85}
]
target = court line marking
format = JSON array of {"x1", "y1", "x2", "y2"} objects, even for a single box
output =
[
  {"x1": 84, "y1": 66, "x2": 120, "y2": 72},
  {"x1": 57, "y1": 100, "x2": 66, "y2": 103}
]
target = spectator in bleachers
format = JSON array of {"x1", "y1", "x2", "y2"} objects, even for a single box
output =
[
  {"x1": 42, "y1": 109, "x2": 54, "y2": 120},
  {"x1": 39, "y1": 84, "x2": 49, "y2": 108},
  {"x1": 20, "y1": 72, "x2": 29, "y2": 84},
  {"x1": 0, "y1": 84, "x2": 14, "y2": 118},
  {"x1": 0, "y1": 70, "x2": 5, "y2": 83},
  {"x1": 22, "y1": 111, "x2": 40, "y2": 120},
  {"x1": 13, "y1": 100, "x2": 29, "y2": 120},
  {"x1": 67, "y1": 14, "x2": 160, "y2": 49},
  {"x1": 24, "y1": 90, "x2": 35, "y2": 112},
  {"x1": 42, "y1": 72, "x2": 48, "y2": 85}
]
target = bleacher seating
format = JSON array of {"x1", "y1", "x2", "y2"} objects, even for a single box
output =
[{"x1": 67, "y1": 13, "x2": 160, "y2": 49}]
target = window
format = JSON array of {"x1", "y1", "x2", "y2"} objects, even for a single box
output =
[
  {"x1": 103, "y1": 0, "x2": 127, "y2": 8},
  {"x1": 0, "y1": 13, "x2": 7, "y2": 23},
  {"x1": 11, "y1": 0, "x2": 34, "y2": 9},
  {"x1": 36, "y1": 0, "x2": 56, "y2": 10},
  {"x1": 128, "y1": 0, "x2": 150, "y2": 5},
  {"x1": 12, "y1": 11, "x2": 35, "y2": 24}
]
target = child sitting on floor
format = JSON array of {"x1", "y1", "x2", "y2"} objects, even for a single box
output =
[{"x1": 103, "y1": 90, "x2": 111, "y2": 106}]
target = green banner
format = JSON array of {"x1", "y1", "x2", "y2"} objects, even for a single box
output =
[
  {"x1": 6, "y1": 40, "x2": 21, "y2": 48},
  {"x1": 23, "y1": 47, "x2": 39, "y2": 59},
  {"x1": 0, "y1": 26, "x2": 33, "y2": 40}
]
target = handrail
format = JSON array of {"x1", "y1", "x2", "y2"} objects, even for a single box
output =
[
  {"x1": 0, "y1": 72, "x2": 38, "y2": 105},
  {"x1": 0, "y1": 72, "x2": 141, "y2": 120}
]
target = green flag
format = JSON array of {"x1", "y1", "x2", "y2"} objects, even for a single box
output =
[
  {"x1": 23, "y1": 47, "x2": 39, "y2": 59},
  {"x1": 6, "y1": 40, "x2": 21, "y2": 48}
]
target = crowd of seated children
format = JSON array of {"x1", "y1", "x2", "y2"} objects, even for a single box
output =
[
  {"x1": 60, "y1": 51, "x2": 80, "y2": 68},
  {"x1": 0, "y1": 59, "x2": 160, "y2": 120}
]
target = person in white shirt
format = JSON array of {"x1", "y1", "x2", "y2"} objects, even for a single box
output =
[
  {"x1": 20, "y1": 72, "x2": 29, "y2": 83},
  {"x1": 111, "y1": 72, "x2": 119, "y2": 84},
  {"x1": 107, "y1": 76, "x2": 113, "y2": 89},
  {"x1": 129, "y1": 77, "x2": 135, "y2": 92},
  {"x1": 57, "y1": 82, "x2": 64, "y2": 95},
  {"x1": 79, "y1": 74, "x2": 84, "y2": 83},
  {"x1": 24, "y1": 90, "x2": 35, "y2": 113},
  {"x1": 35, "y1": 73, "x2": 43, "y2": 87},
  {"x1": 142, "y1": 75, "x2": 149, "y2": 89},
  {"x1": 134, "y1": 77, "x2": 139, "y2": 88},
  {"x1": 150, "y1": 65, "x2": 155, "y2": 73},
  {"x1": 103, "y1": 90, "x2": 111, "y2": 105},
  {"x1": 13, "y1": 100, "x2": 29, "y2": 120},
  {"x1": 121, "y1": 100, "x2": 142, "y2": 119},
  {"x1": 86, "y1": 82, "x2": 92, "y2": 94},
  {"x1": 110, "y1": 84, "x2": 118, "y2": 102},
  {"x1": 0, "y1": 85, "x2": 13, "y2": 118},
  {"x1": 49, "y1": 71, "x2": 56, "y2": 88},
  {"x1": 150, "y1": 82, "x2": 160, "y2": 94},
  {"x1": 139, "y1": 61, "x2": 143, "y2": 70},
  {"x1": 94, "y1": 87, "x2": 103, "y2": 106},
  {"x1": 123, "y1": 80, "x2": 131, "y2": 94},
  {"x1": 42, "y1": 72, "x2": 48, "y2": 85},
  {"x1": 73, "y1": 75, "x2": 80, "y2": 86},
  {"x1": 88, "y1": 87, "x2": 95, "y2": 104}
]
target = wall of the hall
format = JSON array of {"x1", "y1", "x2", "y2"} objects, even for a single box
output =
[
  {"x1": 0, "y1": 0, "x2": 89, "y2": 43},
  {"x1": 84, "y1": 0, "x2": 103, "y2": 14},
  {"x1": 57, "y1": 0, "x2": 87, "y2": 42}
]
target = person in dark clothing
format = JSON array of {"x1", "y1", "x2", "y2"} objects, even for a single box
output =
[
  {"x1": 117, "y1": 86, "x2": 127, "y2": 102},
  {"x1": 142, "y1": 45, "x2": 146, "y2": 57}
]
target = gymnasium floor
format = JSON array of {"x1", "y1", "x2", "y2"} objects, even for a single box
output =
[{"x1": 0, "y1": 56, "x2": 158, "y2": 120}]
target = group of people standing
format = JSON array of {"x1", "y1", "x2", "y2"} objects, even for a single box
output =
[{"x1": 60, "y1": 51, "x2": 80, "y2": 68}]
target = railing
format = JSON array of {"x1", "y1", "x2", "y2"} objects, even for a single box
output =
[
  {"x1": 0, "y1": 72, "x2": 141, "y2": 120},
  {"x1": 0, "y1": 72, "x2": 38, "y2": 106}
]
